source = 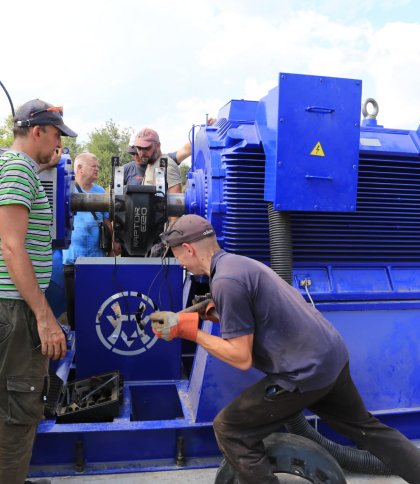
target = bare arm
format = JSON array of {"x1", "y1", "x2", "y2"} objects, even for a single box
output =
[
  {"x1": 0, "y1": 204, "x2": 66, "y2": 360},
  {"x1": 168, "y1": 183, "x2": 182, "y2": 194},
  {"x1": 175, "y1": 143, "x2": 192, "y2": 164},
  {"x1": 195, "y1": 331, "x2": 254, "y2": 370},
  {"x1": 174, "y1": 119, "x2": 215, "y2": 165}
]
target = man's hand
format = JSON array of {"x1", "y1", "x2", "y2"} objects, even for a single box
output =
[
  {"x1": 150, "y1": 311, "x2": 199, "y2": 341},
  {"x1": 110, "y1": 240, "x2": 122, "y2": 256},
  {"x1": 37, "y1": 314, "x2": 67, "y2": 360},
  {"x1": 0, "y1": 204, "x2": 67, "y2": 360},
  {"x1": 38, "y1": 147, "x2": 62, "y2": 173}
]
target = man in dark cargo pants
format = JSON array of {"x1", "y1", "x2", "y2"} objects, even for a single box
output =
[
  {"x1": 0, "y1": 99, "x2": 76, "y2": 484},
  {"x1": 150, "y1": 214, "x2": 420, "y2": 484}
]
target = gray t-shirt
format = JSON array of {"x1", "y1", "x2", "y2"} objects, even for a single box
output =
[
  {"x1": 123, "y1": 160, "x2": 146, "y2": 185},
  {"x1": 210, "y1": 250, "x2": 349, "y2": 392},
  {"x1": 167, "y1": 151, "x2": 177, "y2": 163},
  {"x1": 143, "y1": 155, "x2": 182, "y2": 189}
]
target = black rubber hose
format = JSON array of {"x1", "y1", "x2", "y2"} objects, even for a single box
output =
[
  {"x1": 0, "y1": 80, "x2": 15, "y2": 117},
  {"x1": 267, "y1": 203, "x2": 292, "y2": 284},
  {"x1": 285, "y1": 412, "x2": 392, "y2": 475}
]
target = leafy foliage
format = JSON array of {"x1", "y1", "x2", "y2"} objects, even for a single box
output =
[
  {"x1": 85, "y1": 120, "x2": 132, "y2": 188},
  {"x1": 0, "y1": 115, "x2": 13, "y2": 148},
  {"x1": 62, "y1": 136, "x2": 85, "y2": 161},
  {"x1": 179, "y1": 163, "x2": 190, "y2": 188}
]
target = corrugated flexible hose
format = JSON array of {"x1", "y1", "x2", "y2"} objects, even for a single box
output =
[
  {"x1": 285, "y1": 412, "x2": 392, "y2": 475},
  {"x1": 267, "y1": 203, "x2": 293, "y2": 284}
]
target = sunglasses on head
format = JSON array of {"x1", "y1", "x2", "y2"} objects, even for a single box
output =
[
  {"x1": 15, "y1": 105, "x2": 64, "y2": 128},
  {"x1": 31, "y1": 106, "x2": 63, "y2": 117},
  {"x1": 135, "y1": 145, "x2": 153, "y2": 152}
]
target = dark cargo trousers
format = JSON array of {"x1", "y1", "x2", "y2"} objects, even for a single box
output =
[
  {"x1": 213, "y1": 363, "x2": 420, "y2": 484},
  {"x1": 0, "y1": 299, "x2": 48, "y2": 484}
]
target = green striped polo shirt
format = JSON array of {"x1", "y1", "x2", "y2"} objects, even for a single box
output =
[{"x1": 0, "y1": 150, "x2": 52, "y2": 299}]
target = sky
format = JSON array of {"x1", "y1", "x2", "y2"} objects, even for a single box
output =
[{"x1": 0, "y1": 0, "x2": 419, "y2": 156}]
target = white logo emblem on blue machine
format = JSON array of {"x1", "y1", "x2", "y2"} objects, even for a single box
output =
[{"x1": 95, "y1": 291, "x2": 159, "y2": 355}]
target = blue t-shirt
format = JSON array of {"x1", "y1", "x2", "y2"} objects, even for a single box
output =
[
  {"x1": 62, "y1": 184, "x2": 108, "y2": 265},
  {"x1": 210, "y1": 250, "x2": 349, "y2": 392}
]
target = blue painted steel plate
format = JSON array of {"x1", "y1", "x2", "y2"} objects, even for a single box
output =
[
  {"x1": 75, "y1": 257, "x2": 183, "y2": 381},
  {"x1": 260, "y1": 72, "x2": 362, "y2": 211}
]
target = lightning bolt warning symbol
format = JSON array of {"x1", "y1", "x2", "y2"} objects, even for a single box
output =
[{"x1": 310, "y1": 141, "x2": 325, "y2": 157}]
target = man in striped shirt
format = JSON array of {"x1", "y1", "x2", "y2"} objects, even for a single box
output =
[{"x1": 0, "y1": 99, "x2": 77, "y2": 484}]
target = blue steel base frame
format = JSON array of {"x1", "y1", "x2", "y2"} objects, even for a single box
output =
[
  {"x1": 30, "y1": 298, "x2": 420, "y2": 477},
  {"x1": 31, "y1": 379, "x2": 221, "y2": 477}
]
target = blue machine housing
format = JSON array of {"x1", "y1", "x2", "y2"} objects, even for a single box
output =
[
  {"x1": 41, "y1": 153, "x2": 74, "y2": 319},
  {"x1": 186, "y1": 99, "x2": 270, "y2": 261},
  {"x1": 259, "y1": 73, "x2": 361, "y2": 212},
  {"x1": 39, "y1": 152, "x2": 74, "y2": 250},
  {"x1": 186, "y1": 72, "x2": 420, "y2": 289}
]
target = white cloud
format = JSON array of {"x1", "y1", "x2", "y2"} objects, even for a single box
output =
[
  {"x1": 243, "y1": 79, "x2": 278, "y2": 101},
  {"x1": 0, "y1": 0, "x2": 419, "y2": 155},
  {"x1": 365, "y1": 22, "x2": 420, "y2": 129}
]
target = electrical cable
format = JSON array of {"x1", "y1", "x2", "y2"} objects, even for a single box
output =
[
  {"x1": 0, "y1": 79, "x2": 15, "y2": 117},
  {"x1": 304, "y1": 284, "x2": 315, "y2": 308}
]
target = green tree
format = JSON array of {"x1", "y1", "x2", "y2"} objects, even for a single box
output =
[
  {"x1": 0, "y1": 115, "x2": 13, "y2": 148},
  {"x1": 85, "y1": 119, "x2": 132, "y2": 188},
  {"x1": 180, "y1": 163, "x2": 190, "y2": 189},
  {"x1": 62, "y1": 136, "x2": 85, "y2": 162}
]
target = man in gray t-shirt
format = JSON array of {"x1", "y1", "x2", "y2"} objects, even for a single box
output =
[
  {"x1": 123, "y1": 143, "x2": 191, "y2": 186},
  {"x1": 125, "y1": 128, "x2": 182, "y2": 194},
  {"x1": 150, "y1": 214, "x2": 420, "y2": 484}
]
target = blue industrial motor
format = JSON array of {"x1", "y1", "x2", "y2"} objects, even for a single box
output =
[{"x1": 186, "y1": 72, "x2": 420, "y2": 422}]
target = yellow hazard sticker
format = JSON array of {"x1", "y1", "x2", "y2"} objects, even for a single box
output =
[{"x1": 310, "y1": 141, "x2": 325, "y2": 157}]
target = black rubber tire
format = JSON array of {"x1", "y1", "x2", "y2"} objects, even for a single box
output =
[{"x1": 214, "y1": 433, "x2": 347, "y2": 483}]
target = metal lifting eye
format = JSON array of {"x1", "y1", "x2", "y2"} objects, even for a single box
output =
[{"x1": 362, "y1": 98, "x2": 379, "y2": 119}]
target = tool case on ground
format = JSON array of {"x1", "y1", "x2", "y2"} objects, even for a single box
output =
[{"x1": 44, "y1": 370, "x2": 123, "y2": 423}]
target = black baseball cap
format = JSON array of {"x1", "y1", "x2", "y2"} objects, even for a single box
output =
[
  {"x1": 161, "y1": 214, "x2": 215, "y2": 248},
  {"x1": 13, "y1": 99, "x2": 77, "y2": 137}
]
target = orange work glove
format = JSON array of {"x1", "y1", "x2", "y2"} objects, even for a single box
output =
[{"x1": 150, "y1": 311, "x2": 199, "y2": 341}]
